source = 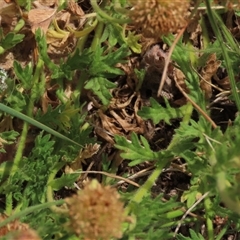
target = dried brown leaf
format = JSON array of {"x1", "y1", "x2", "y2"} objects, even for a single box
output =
[
  {"x1": 173, "y1": 68, "x2": 188, "y2": 93},
  {"x1": 38, "y1": 0, "x2": 56, "y2": 7},
  {"x1": 80, "y1": 143, "x2": 100, "y2": 160},
  {"x1": 214, "y1": 75, "x2": 231, "y2": 90},
  {"x1": 0, "y1": 0, "x2": 18, "y2": 16},
  {"x1": 69, "y1": 143, "x2": 100, "y2": 170},
  {"x1": 28, "y1": 6, "x2": 57, "y2": 34},
  {"x1": 41, "y1": 84, "x2": 60, "y2": 113},
  {"x1": 68, "y1": 0, "x2": 85, "y2": 16},
  {"x1": 96, "y1": 110, "x2": 122, "y2": 144},
  {"x1": 0, "y1": 0, "x2": 19, "y2": 33},
  {"x1": 109, "y1": 110, "x2": 141, "y2": 133},
  {"x1": 187, "y1": 13, "x2": 202, "y2": 47}
]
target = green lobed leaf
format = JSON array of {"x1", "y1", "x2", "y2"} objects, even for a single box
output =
[
  {"x1": 124, "y1": 31, "x2": 142, "y2": 54},
  {"x1": 35, "y1": 29, "x2": 61, "y2": 78},
  {"x1": 88, "y1": 44, "x2": 129, "y2": 78},
  {"x1": 129, "y1": 194, "x2": 182, "y2": 239},
  {"x1": 100, "y1": 23, "x2": 124, "y2": 47},
  {"x1": 138, "y1": 98, "x2": 186, "y2": 125},
  {"x1": 65, "y1": 48, "x2": 93, "y2": 71},
  {"x1": 48, "y1": 173, "x2": 80, "y2": 191},
  {"x1": 163, "y1": 35, "x2": 205, "y2": 107},
  {"x1": 84, "y1": 77, "x2": 116, "y2": 106},
  {"x1": 176, "y1": 229, "x2": 205, "y2": 240},
  {"x1": 0, "y1": 32, "x2": 24, "y2": 50},
  {"x1": 13, "y1": 61, "x2": 33, "y2": 90},
  {"x1": 4, "y1": 90, "x2": 26, "y2": 112},
  {"x1": 114, "y1": 132, "x2": 160, "y2": 166}
]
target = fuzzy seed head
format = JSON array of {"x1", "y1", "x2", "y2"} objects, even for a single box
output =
[
  {"x1": 0, "y1": 215, "x2": 41, "y2": 240},
  {"x1": 11, "y1": 229, "x2": 42, "y2": 240},
  {"x1": 65, "y1": 180, "x2": 125, "y2": 240},
  {"x1": 0, "y1": 215, "x2": 28, "y2": 237},
  {"x1": 129, "y1": 0, "x2": 190, "y2": 38}
]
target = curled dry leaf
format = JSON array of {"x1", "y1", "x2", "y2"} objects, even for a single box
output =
[
  {"x1": 200, "y1": 53, "x2": 221, "y2": 99},
  {"x1": 0, "y1": 0, "x2": 18, "y2": 16},
  {"x1": 214, "y1": 75, "x2": 231, "y2": 90},
  {"x1": 173, "y1": 68, "x2": 187, "y2": 91},
  {"x1": 28, "y1": 4, "x2": 57, "y2": 34},
  {"x1": 47, "y1": 33, "x2": 76, "y2": 58},
  {"x1": 68, "y1": 0, "x2": 85, "y2": 16},
  {"x1": 41, "y1": 84, "x2": 60, "y2": 113},
  {"x1": 0, "y1": 0, "x2": 19, "y2": 33},
  {"x1": 109, "y1": 110, "x2": 143, "y2": 133},
  {"x1": 173, "y1": 67, "x2": 188, "y2": 100},
  {"x1": 96, "y1": 110, "x2": 123, "y2": 144},
  {"x1": 187, "y1": 13, "x2": 202, "y2": 47},
  {"x1": 68, "y1": 143, "x2": 101, "y2": 171}
]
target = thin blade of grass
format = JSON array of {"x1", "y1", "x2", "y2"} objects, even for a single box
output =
[
  {"x1": 0, "y1": 103, "x2": 83, "y2": 147},
  {"x1": 205, "y1": 1, "x2": 240, "y2": 111}
]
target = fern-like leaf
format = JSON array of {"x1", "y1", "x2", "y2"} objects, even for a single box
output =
[{"x1": 138, "y1": 98, "x2": 186, "y2": 125}]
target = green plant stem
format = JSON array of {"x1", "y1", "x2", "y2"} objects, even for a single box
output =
[
  {"x1": 200, "y1": 17, "x2": 210, "y2": 49},
  {"x1": 5, "y1": 59, "x2": 44, "y2": 214},
  {"x1": 205, "y1": 0, "x2": 240, "y2": 111},
  {"x1": 161, "y1": 216, "x2": 199, "y2": 228},
  {"x1": 182, "y1": 101, "x2": 194, "y2": 124},
  {"x1": 91, "y1": 21, "x2": 105, "y2": 51},
  {"x1": 90, "y1": 0, "x2": 130, "y2": 24},
  {"x1": 46, "y1": 163, "x2": 68, "y2": 214},
  {"x1": 11, "y1": 59, "x2": 44, "y2": 174},
  {"x1": 213, "y1": 11, "x2": 240, "y2": 55},
  {"x1": 75, "y1": 34, "x2": 89, "y2": 53},
  {"x1": 125, "y1": 164, "x2": 165, "y2": 215},
  {"x1": 202, "y1": 177, "x2": 214, "y2": 240},
  {"x1": 215, "y1": 224, "x2": 228, "y2": 240},
  {"x1": 0, "y1": 200, "x2": 64, "y2": 229},
  {"x1": 125, "y1": 102, "x2": 194, "y2": 215},
  {"x1": 5, "y1": 194, "x2": 13, "y2": 216},
  {"x1": 76, "y1": 70, "x2": 89, "y2": 104},
  {"x1": 204, "y1": 196, "x2": 214, "y2": 240}
]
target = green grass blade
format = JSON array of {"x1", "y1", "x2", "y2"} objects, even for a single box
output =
[
  {"x1": 205, "y1": 0, "x2": 240, "y2": 111},
  {"x1": 0, "y1": 103, "x2": 83, "y2": 147}
]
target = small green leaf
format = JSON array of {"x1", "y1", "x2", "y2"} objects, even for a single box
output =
[
  {"x1": 0, "y1": 32, "x2": 24, "y2": 50},
  {"x1": 65, "y1": 48, "x2": 93, "y2": 71},
  {"x1": 48, "y1": 173, "x2": 79, "y2": 191},
  {"x1": 13, "y1": 61, "x2": 33, "y2": 89},
  {"x1": 100, "y1": 22, "x2": 124, "y2": 47},
  {"x1": 5, "y1": 90, "x2": 26, "y2": 112},
  {"x1": 177, "y1": 229, "x2": 205, "y2": 240},
  {"x1": 138, "y1": 98, "x2": 186, "y2": 124},
  {"x1": 89, "y1": 44, "x2": 129, "y2": 78},
  {"x1": 84, "y1": 77, "x2": 116, "y2": 106},
  {"x1": 0, "y1": 130, "x2": 19, "y2": 144},
  {"x1": 125, "y1": 31, "x2": 142, "y2": 54},
  {"x1": 114, "y1": 132, "x2": 160, "y2": 166},
  {"x1": 35, "y1": 29, "x2": 59, "y2": 75}
]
